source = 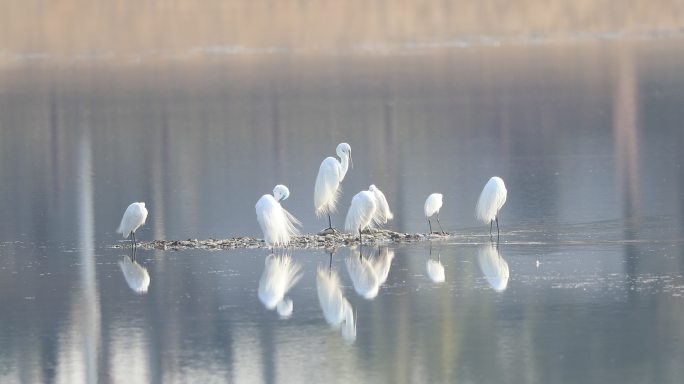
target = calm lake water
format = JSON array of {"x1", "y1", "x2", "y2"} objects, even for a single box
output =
[{"x1": 1, "y1": 38, "x2": 684, "y2": 383}]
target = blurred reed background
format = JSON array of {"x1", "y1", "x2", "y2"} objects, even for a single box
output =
[{"x1": 1, "y1": 0, "x2": 684, "y2": 65}]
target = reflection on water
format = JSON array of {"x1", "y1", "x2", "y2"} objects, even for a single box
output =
[
  {"x1": 257, "y1": 253, "x2": 302, "y2": 318},
  {"x1": 477, "y1": 242, "x2": 510, "y2": 292},
  {"x1": 0, "y1": 37, "x2": 684, "y2": 383},
  {"x1": 316, "y1": 267, "x2": 356, "y2": 343},
  {"x1": 345, "y1": 246, "x2": 394, "y2": 300},
  {"x1": 118, "y1": 251, "x2": 151, "y2": 295},
  {"x1": 426, "y1": 243, "x2": 445, "y2": 284}
]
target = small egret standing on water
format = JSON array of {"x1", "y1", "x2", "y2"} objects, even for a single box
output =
[
  {"x1": 476, "y1": 177, "x2": 507, "y2": 236},
  {"x1": 424, "y1": 193, "x2": 445, "y2": 234},
  {"x1": 344, "y1": 184, "x2": 393, "y2": 245},
  {"x1": 314, "y1": 143, "x2": 352, "y2": 233},
  {"x1": 255, "y1": 185, "x2": 301, "y2": 249},
  {"x1": 117, "y1": 202, "x2": 148, "y2": 248}
]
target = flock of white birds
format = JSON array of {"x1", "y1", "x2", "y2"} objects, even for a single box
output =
[{"x1": 115, "y1": 142, "x2": 508, "y2": 250}]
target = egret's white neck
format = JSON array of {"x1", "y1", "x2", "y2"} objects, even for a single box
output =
[{"x1": 339, "y1": 154, "x2": 350, "y2": 181}]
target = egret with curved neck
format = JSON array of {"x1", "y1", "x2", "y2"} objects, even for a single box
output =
[{"x1": 314, "y1": 143, "x2": 352, "y2": 233}]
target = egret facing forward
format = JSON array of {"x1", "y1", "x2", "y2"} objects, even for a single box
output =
[
  {"x1": 344, "y1": 184, "x2": 393, "y2": 245},
  {"x1": 117, "y1": 202, "x2": 148, "y2": 248},
  {"x1": 314, "y1": 143, "x2": 352, "y2": 232},
  {"x1": 255, "y1": 185, "x2": 302, "y2": 249},
  {"x1": 475, "y1": 177, "x2": 507, "y2": 236},
  {"x1": 424, "y1": 193, "x2": 445, "y2": 234}
]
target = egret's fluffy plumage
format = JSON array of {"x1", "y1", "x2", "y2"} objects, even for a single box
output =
[
  {"x1": 475, "y1": 177, "x2": 507, "y2": 223},
  {"x1": 424, "y1": 193, "x2": 443, "y2": 218},
  {"x1": 258, "y1": 254, "x2": 302, "y2": 317},
  {"x1": 314, "y1": 143, "x2": 351, "y2": 217},
  {"x1": 426, "y1": 259, "x2": 445, "y2": 283},
  {"x1": 344, "y1": 185, "x2": 393, "y2": 234},
  {"x1": 344, "y1": 191, "x2": 377, "y2": 235},
  {"x1": 119, "y1": 256, "x2": 150, "y2": 294},
  {"x1": 117, "y1": 202, "x2": 148, "y2": 238},
  {"x1": 368, "y1": 185, "x2": 393, "y2": 225},
  {"x1": 256, "y1": 185, "x2": 301, "y2": 247},
  {"x1": 477, "y1": 243, "x2": 509, "y2": 292}
]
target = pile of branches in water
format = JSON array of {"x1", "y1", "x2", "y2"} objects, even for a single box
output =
[{"x1": 114, "y1": 229, "x2": 438, "y2": 251}]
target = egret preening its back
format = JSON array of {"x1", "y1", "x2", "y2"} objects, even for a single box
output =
[
  {"x1": 424, "y1": 193, "x2": 445, "y2": 234},
  {"x1": 344, "y1": 184, "x2": 393, "y2": 244},
  {"x1": 258, "y1": 253, "x2": 302, "y2": 318},
  {"x1": 314, "y1": 143, "x2": 352, "y2": 231},
  {"x1": 117, "y1": 202, "x2": 148, "y2": 248},
  {"x1": 475, "y1": 177, "x2": 507, "y2": 236},
  {"x1": 255, "y1": 185, "x2": 301, "y2": 249}
]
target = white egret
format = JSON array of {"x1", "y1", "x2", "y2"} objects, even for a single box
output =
[
  {"x1": 118, "y1": 255, "x2": 150, "y2": 294},
  {"x1": 477, "y1": 243, "x2": 509, "y2": 292},
  {"x1": 117, "y1": 202, "x2": 148, "y2": 248},
  {"x1": 314, "y1": 143, "x2": 352, "y2": 232},
  {"x1": 344, "y1": 184, "x2": 393, "y2": 245},
  {"x1": 258, "y1": 253, "x2": 302, "y2": 318},
  {"x1": 426, "y1": 244, "x2": 445, "y2": 283},
  {"x1": 424, "y1": 193, "x2": 445, "y2": 234},
  {"x1": 255, "y1": 185, "x2": 301, "y2": 249},
  {"x1": 475, "y1": 177, "x2": 507, "y2": 236},
  {"x1": 316, "y1": 268, "x2": 356, "y2": 342}
]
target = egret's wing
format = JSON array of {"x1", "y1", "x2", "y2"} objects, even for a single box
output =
[
  {"x1": 477, "y1": 244, "x2": 509, "y2": 292},
  {"x1": 314, "y1": 157, "x2": 342, "y2": 217},
  {"x1": 475, "y1": 177, "x2": 507, "y2": 223},
  {"x1": 316, "y1": 268, "x2": 346, "y2": 326},
  {"x1": 345, "y1": 255, "x2": 379, "y2": 299},
  {"x1": 371, "y1": 187, "x2": 393, "y2": 227},
  {"x1": 344, "y1": 191, "x2": 376, "y2": 234},
  {"x1": 119, "y1": 256, "x2": 150, "y2": 294},
  {"x1": 117, "y1": 203, "x2": 148, "y2": 237},
  {"x1": 424, "y1": 193, "x2": 443, "y2": 218},
  {"x1": 256, "y1": 195, "x2": 278, "y2": 245}
]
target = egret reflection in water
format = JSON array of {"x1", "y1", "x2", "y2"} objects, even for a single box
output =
[
  {"x1": 258, "y1": 253, "x2": 302, "y2": 318},
  {"x1": 345, "y1": 246, "x2": 394, "y2": 300},
  {"x1": 316, "y1": 267, "x2": 356, "y2": 343},
  {"x1": 426, "y1": 243, "x2": 445, "y2": 284},
  {"x1": 118, "y1": 250, "x2": 150, "y2": 294},
  {"x1": 477, "y1": 242, "x2": 509, "y2": 292}
]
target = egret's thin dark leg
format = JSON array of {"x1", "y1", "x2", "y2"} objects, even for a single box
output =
[
  {"x1": 436, "y1": 214, "x2": 445, "y2": 234},
  {"x1": 329, "y1": 252, "x2": 333, "y2": 275},
  {"x1": 328, "y1": 214, "x2": 333, "y2": 230},
  {"x1": 132, "y1": 231, "x2": 137, "y2": 249},
  {"x1": 132, "y1": 246, "x2": 138, "y2": 262},
  {"x1": 495, "y1": 216, "x2": 500, "y2": 234},
  {"x1": 428, "y1": 219, "x2": 433, "y2": 234},
  {"x1": 489, "y1": 220, "x2": 493, "y2": 236}
]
